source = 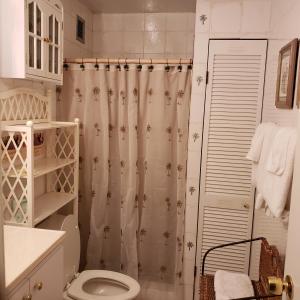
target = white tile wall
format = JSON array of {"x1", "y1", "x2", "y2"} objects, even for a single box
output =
[
  {"x1": 92, "y1": 13, "x2": 195, "y2": 58},
  {"x1": 61, "y1": 0, "x2": 93, "y2": 58}
]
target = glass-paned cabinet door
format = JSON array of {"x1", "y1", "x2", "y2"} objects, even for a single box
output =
[
  {"x1": 47, "y1": 7, "x2": 63, "y2": 79},
  {"x1": 27, "y1": 0, "x2": 46, "y2": 76}
]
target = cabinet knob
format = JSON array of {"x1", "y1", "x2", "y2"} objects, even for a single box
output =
[
  {"x1": 34, "y1": 281, "x2": 43, "y2": 290},
  {"x1": 23, "y1": 295, "x2": 32, "y2": 300}
]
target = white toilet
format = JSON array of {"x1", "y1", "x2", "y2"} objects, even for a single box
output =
[{"x1": 39, "y1": 214, "x2": 140, "y2": 300}]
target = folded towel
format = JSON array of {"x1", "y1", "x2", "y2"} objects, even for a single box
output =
[
  {"x1": 214, "y1": 270, "x2": 254, "y2": 300},
  {"x1": 263, "y1": 128, "x2": 297, "y2": 217},
  {"x1": 246, "y1": 123, "x2": 267, "y2": 163},
  {"x1": 266, "y1": 127, "x2": 297, "y2": 176},
  {"x1": 246, "y1": 123, "x2": 277, "y2": 208}
]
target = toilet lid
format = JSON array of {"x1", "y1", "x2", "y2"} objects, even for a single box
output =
[{"x1": 67, "y1": 270, "x2": 140, "y2": 300}]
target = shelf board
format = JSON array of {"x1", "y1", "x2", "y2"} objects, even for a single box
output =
[
  {"x1": 34, "y1": 192, "x2": 76, "y2": 225},
  {"x1": 2, "y1": 121, "x2": 77, "y2": 132},
  {"x1": 5, "y1": 158, "x2": 75, "y2": 178}
]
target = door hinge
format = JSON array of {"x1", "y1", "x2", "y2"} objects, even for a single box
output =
[
  {"x1": 206, "y1": 71, "x2": 209, "y2": 84},
  {"x1": 194, "y1": 266, "x2": 197, "y2": 277}
]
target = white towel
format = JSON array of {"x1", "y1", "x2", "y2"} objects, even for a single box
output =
[
  {"x1": 246, "y1": 123, "x2": 277, "y2": 207},
  {"x1": 266, "y1": 127, "x2": 297, "y2": 176},
  {"x1": 263, "y1": 128, "x2": 297, "y2": 217},
  {"x1": 214, "y1": 270, "x2": 254, "y2": 300},
  {"x1": 246, "y1": 123, "x2": 267, "y2": 163}
]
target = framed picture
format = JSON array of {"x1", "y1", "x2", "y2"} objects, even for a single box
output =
[
  {"x1": 76, "y1": 15, "x2": 85, "y2": 44},
  {"x1": 275, "y1": 38, "x2": 298, "y2": 109}
]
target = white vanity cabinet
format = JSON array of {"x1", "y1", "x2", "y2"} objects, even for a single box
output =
[
  {"x1": 0, "y1": 0, "x2": 63, "y2": 84},
  {"x1": 9, "y1": 247, "x2": 63, "y2": 300},
  {"x1": 4, "y1": 226, "x2": 65, "y2": 300}
]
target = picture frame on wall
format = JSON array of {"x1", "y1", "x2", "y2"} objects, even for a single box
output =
[{"x1": 275, "y1": 38, "x2": 298, "y2": 109}]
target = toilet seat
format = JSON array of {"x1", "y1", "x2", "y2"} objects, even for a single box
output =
[{"x1": 67, "y1": 270, "x2": 140, "y2": 300}]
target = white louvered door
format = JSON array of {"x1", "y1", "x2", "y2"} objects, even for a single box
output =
[{"x1": 195, "y1": 40, "x2": 267, "y2": 283}]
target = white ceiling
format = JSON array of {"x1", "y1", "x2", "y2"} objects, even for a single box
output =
[{"x1": 79, "y1": 0, "x2": 196, "y2": 13}]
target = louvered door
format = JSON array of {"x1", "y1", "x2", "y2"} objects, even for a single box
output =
[{"x1": 196, "y1": 40, "x2": 267, "y2": 278}]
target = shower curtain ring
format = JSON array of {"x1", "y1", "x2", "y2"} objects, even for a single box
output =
[
  {"x1": 117, "y1": 58, "x2": 121, "y2": 71},
  {"x1": 125, "y1": 58, "x2": 129, "y2": 71},
  {"x1": 106, "y1": 58, "x2": 110, "y2": 71},
  {"x1": 188, "y1": 58, "x2": 193, "y2": 70},
  {"x1": 178, "y1": 58, "x2": 182, "y2": 72},
  {"x1": 80, "y1": 58, "x2": 85, "y2": 71},
  {"x1": 137, "y1": 58, "x2": 142, "y2": 72},
  {"x1": 95, "y1": 58, "x2": 99, "y2": 71},
  {"x1": 148, "y1": 58, "x2": 154, "y2": 72},
  {"x1": 165, "y1": 58, "x2": 170, "y2": 72}
]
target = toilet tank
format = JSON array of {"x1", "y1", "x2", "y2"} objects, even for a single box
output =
[{"x1": 38, "y1": 214, "x2": 80, "y2": 285}]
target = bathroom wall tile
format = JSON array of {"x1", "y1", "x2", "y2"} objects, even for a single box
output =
[
  {"x1": 186, "y1": 150, "x2": 201, "y2": 179},
  {"x1": 166, "y1": 13, "x2": 188, "y2": 31},
  {"x1": 144, "y1": 31, "x2": 166, "y2": 54},
  {"x1": 186, "y1": 177, "x2": 200, "y2": 206},
  {"x1": 189, "y1": 93, "x2": 205, "y2": 123},
  {"x1": 183, "y1": 259, "x2": 195, "y2": 285},
  {"x1": 210, "y1": 1, "x2": 242, "y2": 33},
  {"x1": 184, "y1": 232, "x2": 197, "y2": 258},
  {"x1": 188, "y1": 122, "x2": 203, "y2": 152},
  {"x1": 93, "y1": 14, "x2": 124, "y2": 32},
  {"x1": 195, "y1": 1, "x2": 210, "y2": 33},
  {"x1": 166, "y1": 32, "x2": 187, "y2": 55},
  {"x1": 241, "y1": 0, "x2": 271, "y2": 33},
  {"x1": 191, "y1": 63, "x2": 207, "y2": 95},
  {"x1": 185, "y1": 204, "x2": 198, "y2": 234},
  {"x1": 124, "y1": 32, "x2": 143, "y2": 53},
  {"x1": 93, "y1": 32, "x2": 124, "y2": 54},
  {"x1": 187, "y1": 13, "x2": 196, "y2": 32},
  {"x1": 144, "y1": 13, "x2": 166, "y2": 32},
  {"x1": 186, "y1": 32, "x2": 195, "y2": 55},
  {"x1": 123, "y1": 13, "x2": 145, "y2": 31},
  {"x1": 193, "y1": 33, "x2": 209, "y2": 64}
]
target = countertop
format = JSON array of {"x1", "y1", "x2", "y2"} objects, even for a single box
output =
[{"x1": 4, "y1": 225, "x2": 65, "y2": 293}]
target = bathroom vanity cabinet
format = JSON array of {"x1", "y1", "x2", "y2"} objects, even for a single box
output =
[
  {"x1": 0, "y1": 0, "x2": 64, "y2": 84},
  {"x1": 4, "y1": 226, "x2": 65, "y2": 300}
]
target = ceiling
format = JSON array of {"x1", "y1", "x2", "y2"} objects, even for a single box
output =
[{"x1": 79, "y1": 0, "x2": 196, "y2": 13}]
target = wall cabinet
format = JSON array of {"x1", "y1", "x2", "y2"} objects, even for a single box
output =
[
  {"x1": 8, "y1": 247, "x2": 63, "y2": 300},
  {"x1": 0, "y1": 0, "x2": 63, "y2": 84}
]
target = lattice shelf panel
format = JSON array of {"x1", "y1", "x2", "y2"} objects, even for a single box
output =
[
  {"x1": 1, "y1": 122, "x2": 79, "y2": 227},
  {"x1": 0, "y1": 88, "x2": 50, "y2": 124}
]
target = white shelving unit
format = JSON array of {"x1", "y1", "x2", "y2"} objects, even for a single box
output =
[{"x1": 0, "y1": 88, "x2": 79, "y2": 227}]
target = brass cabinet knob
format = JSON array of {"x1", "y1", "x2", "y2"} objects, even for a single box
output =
[
  {"x1": 34, "y1": 281, "x2": 43, "y2": 290},
  {"x1": 268, "y1": 275, "x2": 294, "y2": 299},
  {"x1": 23, "y1": 295, "x2": 32, "y2": 300}
]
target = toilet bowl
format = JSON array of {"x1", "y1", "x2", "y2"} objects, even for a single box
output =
[
  {"x1": 63, "y1": 270, "x2": 140, "y2": 300},
  {"x1": 38, "y1": 214, "x2": 140, "y2": 300}
]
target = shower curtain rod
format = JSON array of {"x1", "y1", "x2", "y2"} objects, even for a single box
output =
[{"x1": 64, "y1": 58, "x2": 193, "y2": 65}]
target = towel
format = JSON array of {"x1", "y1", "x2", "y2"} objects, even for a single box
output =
[
  {"x1": 263, "y1": 128, "x2": 297, "y2": 217},
  {"x1": 214, "y1": 270, "x2": 254, "y2": 300},
  {"x1": 246, "y1": 123, "x2": 277, "y2": 207},
  {"x1": 246, "y1": 123, "x2": 268, "y2": 163},
  {"x1": 266, "y1": 127, "x2": 297, "y2": 176}
]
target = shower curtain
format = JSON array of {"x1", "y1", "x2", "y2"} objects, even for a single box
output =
[{"x1": 57, "y1": 63, "x2": 192, "y2": 299}]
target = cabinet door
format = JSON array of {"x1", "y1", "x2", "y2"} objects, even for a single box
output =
[
  {"x1": 30, "y1": 247, "x2": 63, "y2": 300},
  {"x1": 26, "y1": 0, "x2": 48, "y2": 77},
  {"x1": 8, "y1": 280, "x2": 30, "y2": 300},
  {"x1": 195, "y1": 40, "x2": 267, "y2": 282},
  {"x1": 46, "y1": 5, "x2": 63, "y2": 81}
]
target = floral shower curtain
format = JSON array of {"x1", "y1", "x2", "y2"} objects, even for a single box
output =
[{"x1": 57, "y1": 64, "x2": 191, "y2": 299}]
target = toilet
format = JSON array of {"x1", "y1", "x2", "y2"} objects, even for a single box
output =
[{"x1": 38, "y1": 214, "x2": 140, "y2": 300}]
